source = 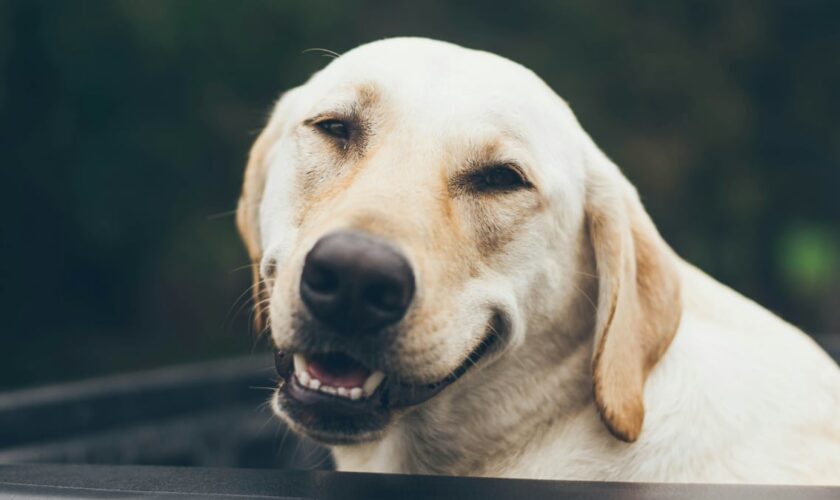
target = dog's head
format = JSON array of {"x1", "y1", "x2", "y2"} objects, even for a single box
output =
[{"x1": 237, "y1": 38, "x2": 681, "y2": 445}]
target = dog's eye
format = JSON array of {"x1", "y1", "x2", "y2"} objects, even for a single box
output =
[
  {"x1": 472, "y1": 165, "x2": 528, "y2": 192},
  {"x1": 315, "y1": 119, "x2": 350, "y2": 141}
]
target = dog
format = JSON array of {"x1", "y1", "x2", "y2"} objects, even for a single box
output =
[{"x1": 236, "y1": 38, "x2": 840, "y2": 484}]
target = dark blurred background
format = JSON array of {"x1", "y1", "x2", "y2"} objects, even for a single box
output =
[{"x1": 1, "y1": 0, "x2": 838, "y2": 391}]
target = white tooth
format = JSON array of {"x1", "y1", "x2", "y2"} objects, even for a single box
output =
[
  {"x1": 321, "y1": 386, "x2": 337, "y2": 395},
  {"x1": 309, "y1": 378, "x2": 321, "y2": 390},
  {"x1": 293, "y1": 354, "x2": 308, "y2": 374},
  {"x1": 349, "y1": 387, "x2": 363, "y2": 400},
  {"x1": 297, "y1": 370, "x2": 310, "y2": 386},
  {"x1": 337, "y1": 387, "x2": 349, "y2": 397},
  {"x1": 363, "y1": 371, "x2": 386, "y2": 395}
]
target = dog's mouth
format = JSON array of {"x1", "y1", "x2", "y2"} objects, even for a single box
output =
[
  {"x1": 275, "y1": 329, "x2": 499, "y2": 409},
  {"x1": 287, "y1": 351, "x2": 385, "y2": 406},
  {"x1": 272, "y1": 313, "x2": 505, "y2": 443}
]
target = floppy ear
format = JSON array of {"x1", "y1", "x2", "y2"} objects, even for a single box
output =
[
  {"x1": 586, "y1": 162, "x2": 682, "y2": 442},
  {"x1": 236, "y1": 123, "x2": 273, "y2": 330},
  {"x1": 236, "y1": 91, "x2": 295, "y2": 330}
]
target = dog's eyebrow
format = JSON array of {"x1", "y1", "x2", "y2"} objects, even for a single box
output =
[
  {"x1": 353, "y1": 82, "x2": 380, "y2": 110},
  {"x1": 303, "y1": 83, "x2": 382, "y2": 126},
  {"x1": 461, "y1": 139, "x2": 528, "y2": 174},
  {"x1": 303, "y1": 112, "x2": 349, "y2": 126}
]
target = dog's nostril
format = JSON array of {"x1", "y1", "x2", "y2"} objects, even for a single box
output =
[
  {"x1": 364, "y1": 282, "x2": 405, "y2": 312},
  {"x1": 303, "y1": 262, "x2": 339, "y2": 294}
]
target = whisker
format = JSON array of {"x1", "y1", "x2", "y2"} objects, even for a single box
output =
[
  {"x1": 227, "y1": 281, "x2": 262, "y2": 320},
  {"x1": 249, "y1": 386, "x2": 278, "y2": 392},
  {"x1": 252, "y1": 316, "x2": 273, "y2": 342},
  {"x1": 234, "y1": 296, "x2": 257, "y2": 332},
  {"x1": 206, "y1": 209, "x2": 237, "y2": 221},
  {"x1": 257, "y1": 407, "x2": 278, "y2": 435},
  {"x1": 276, "y1": 423, "x2": 292, "y2": 463},
  {"x1": 229, "y1": 262, "x2": 260, "y2": 274},
  {"x1": 302, "y1": 47, "x2": 341, "y2": 59},
  {"x1": 310, "y1": 449, "x2": 333, "y2": 470},
  {"x1": 571, "y1": 281, "x2": 598, "y2": 313}
]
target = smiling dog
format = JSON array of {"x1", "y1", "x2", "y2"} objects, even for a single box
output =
[{"x1": 236, "y1": 38, "x2": 840, "y2": 483}]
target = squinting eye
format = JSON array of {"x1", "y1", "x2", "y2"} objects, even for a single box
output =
[
  {"x1": 315, "y1": 119, "x2": 349, "y2": 141},
  {"x1": 473, "y1": 165, "x2": 527, "y2": 191}
]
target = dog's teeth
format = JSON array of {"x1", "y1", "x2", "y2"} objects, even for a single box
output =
[
  {"x1": 291, "y1": 353, "x2": 376, "y2": 399},
  {"x1": 293, "y1": 354, "x2": 308, "y2": 374},
  {"x1": 363, "y1": 371, "x2": 386, "y2": 395}
]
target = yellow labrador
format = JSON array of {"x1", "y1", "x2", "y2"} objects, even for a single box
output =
[{"x1": 237, "y1": 38, "x2": 840, "y2": 484}]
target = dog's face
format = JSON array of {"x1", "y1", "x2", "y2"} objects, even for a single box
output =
[{"x1": 238, "y1": 38, "x2": 681, "y2": 445}]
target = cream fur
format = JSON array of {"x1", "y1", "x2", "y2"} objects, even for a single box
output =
[{"x1": 241, "y1": 38, "x2": 840, "y2": 484}]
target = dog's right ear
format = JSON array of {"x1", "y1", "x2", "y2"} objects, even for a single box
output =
[
  {"x1": 236, "y1": 123, "x2": 272, "y2": 330},
  {"x1": 236, "y1": 90, "x2": 299, "y2": 330}
]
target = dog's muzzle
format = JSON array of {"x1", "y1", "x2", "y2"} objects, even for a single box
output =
[{"x1": 272, "y1": 229, "x2": 504, "y2": 442}]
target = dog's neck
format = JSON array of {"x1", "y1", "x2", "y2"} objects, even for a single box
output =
[{"x1": 332, "y1": 270, "x2": 599, "y2": 476}]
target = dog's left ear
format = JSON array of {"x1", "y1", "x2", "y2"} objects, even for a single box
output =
[{"x1": 585, "y1": 154, "x2": 682, "y2": 443}]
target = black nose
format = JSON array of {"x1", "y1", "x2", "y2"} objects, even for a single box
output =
[{"x1": 300, "y1": 230, "x2": 415, "y2": 333}]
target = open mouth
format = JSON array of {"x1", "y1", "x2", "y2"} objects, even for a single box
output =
[
  {"x1": 291, "y1": 352, "x2": 385, "y2": 402},
  {"x1": 273, "y1": 312, "x2": 507, "y2": 429}
]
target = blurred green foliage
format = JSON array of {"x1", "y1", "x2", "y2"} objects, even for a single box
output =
[{"x1": 1, "y1": 0, "x2": 838, "y2": 389}]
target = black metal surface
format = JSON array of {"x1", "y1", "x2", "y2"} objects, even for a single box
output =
[
  {"x1": 0, "y1": 355, "x2": 331, "y2": 469},
  {"x1": 0, "y1": 463, "x2": 837, "y2": 500}
]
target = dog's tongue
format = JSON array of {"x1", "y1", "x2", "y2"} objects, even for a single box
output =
[{"x1": 307, "y1": 352, "x2": 371, "y2": 388}]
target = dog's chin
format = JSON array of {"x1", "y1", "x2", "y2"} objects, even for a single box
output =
[
  {"x1": 271, "y1": 313, "x2": 507, "y2": 445},
  {"x1": 273, "y1": 383, "x2": 391, "y2": 445}
]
